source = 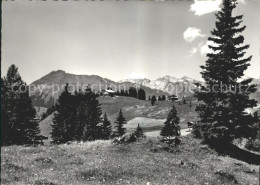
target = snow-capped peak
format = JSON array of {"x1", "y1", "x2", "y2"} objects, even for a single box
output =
[{"x1": 156, "y1": 75, "x2": 179, "y2": 83}]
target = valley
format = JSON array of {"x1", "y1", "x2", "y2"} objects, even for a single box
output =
[{"x1": 38, "y1": 96, "x2": 198, "y2": 144}]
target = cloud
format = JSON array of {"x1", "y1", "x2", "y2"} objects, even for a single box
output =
[
  {"x1": 199, "y1": 41, "x2": 219, "y2": 56},
  {"x1": 183, "y1": 27, "x2": 205, "y2": 42},
  {"x1": 238, "y1": 0, "x2": 246, "y2": 4},
  {"x1": 190, "y1": 0, "x2": 222, "y2": 16},
  {"x1": 189, "y1": 48, "x2": 198, "y2": 56},
  {"x1": 129, "y1": 72, "x2": 147, "y2": 79},
  {"x1": 199, "y1": 41, "x2": 211, "y2": 55}
]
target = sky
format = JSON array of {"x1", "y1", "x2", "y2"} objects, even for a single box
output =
[{"x1": 2, "y1": 0, "x2": 260, "y2": 84}]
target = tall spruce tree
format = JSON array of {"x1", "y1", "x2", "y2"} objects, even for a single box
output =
[
  {"x1": 82, "y1": 89, "x2": 103, "y2": 141},
  {"x1": 101, "y1": 113, "x2": 112, "y2": 139},
  {"x1": 137, "y1": 88, "x2": 146, "y2": 100},
  {"x1": 73, "y1": 90, "x2": 86, "y2": 141},
  {"x1": 151, "y1": 95, "x2": 156, "y2": 106},
  {"x1": 1, "y1": 65, "x2": 41, "y2": 145},
  {"x1": 160, "y1": 104, "x2": 180, "y2": 137},
  {"x1": 15, "y1": 85, "x2": 41, "y2": 144},
  {"x1": 195, "y1": 0, "x2": 257, "y2": 144},
  {"x1": 51, "y1": 83, "x2": 76, "y2": 144},
  {"x1": 1, "y1": 78, "x2": 11, "y2": 145},
  {"x1": 1, "y1": 65, "x2": 23, "y2": 145},
  {"x1": 129, "y1": 87, "x2": 137, "y2": 98},
  {"x1": 162, "y1": 95, "x2": 166, "y2": 101},
  {"x1": 114, "y1": 109, "x2": 127, "y2": 137}
]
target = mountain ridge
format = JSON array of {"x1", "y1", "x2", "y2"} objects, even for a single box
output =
[
  {"x1": 118, "y1": 75, "x2": 201, "y2": 96},
  {"x1": 29, "y1": 70, "x2": 260, "y2": 108},
  {"x1": 30, "y1": 70, "x2": 170, "y2": 108}
]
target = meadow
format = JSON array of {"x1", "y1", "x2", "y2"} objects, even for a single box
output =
[{"x1": 1, "y1": 135, "x2": 258, "y2": 185}]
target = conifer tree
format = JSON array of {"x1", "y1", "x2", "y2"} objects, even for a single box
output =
[
  {"x1": 134, "y1": 124, "x2": 146, "y2": 138},
  {"x1": 250, "y1": 109, "x2": 260, "y2": 140},
  {"x1": 15, "y1": 85, "x2": 41, "y2": 144},
  {"x1": 148, "y1": 95, "x2": 151, "y2": 101},
  {"x1": 68, "y1": 88, "x2": 103, "y2": 142},
  {"x1": 101, "y1": 113, "x2": 112, "y2": 139},
  {"x1": 114, "y1": 109, "x2": 127, "y2": 137},
  {"x1": 51, "y1": 83, "x2": 76, "y2": 144},
  {"x1": 160, "y1": 104, "x2": 180, "y2": 137},
  {"x1": 119, "y1": 89, "x2": 123, "y2": 96},
  {"x1": 182, "y1": 98, "x2": 186, "y2": 104},
  {"x1": 137, "y1": 88, "x2": 146, "y2": 100},
  {"x1": 195, "y1": 0, "x2": 257, "y2": 144},
  {"x1": 162, "y1": 95, "x2": 166, "y2": 101},
  {"x1": 73, "y1": 90, "x2": 86, "y2": 141},
  {"x1": 1, "y1": 78, "x2": 11, "y2": 145},
  {"x1": 129, "y1": 87, "x2": 137, "y2": 98},
  {"x1": 82, "y1": 89, "x2": 103, "y2": 141},
  {"x1": 151, "y1": 95, "x2": 156, "y2": 106},
  {"x1": 1, "y1": 65, "x2": 23, "y2": 145},
  {"x1": 1, "y1": 65, "x2": 41, "y2": 145},
  {"x1": 158, "y1": 96, "x2": 162, "y2": 101}
]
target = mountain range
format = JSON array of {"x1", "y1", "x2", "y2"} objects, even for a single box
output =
[
  {"x1": 119, "y1": 75, "x2": 201, "y2": 95},
  {"x1": 29, "y1": 70, "x2": 260, "y2": 108},
  {"x1": 30, "y1": 70, "x2": 173, "y2": 108}
]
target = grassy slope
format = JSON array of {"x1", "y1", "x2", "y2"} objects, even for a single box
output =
[
  {"x1": 38, "y1": 96, "x2": 198, "y2": 142},
  {"x1": 34, "y1": 106, "x2": 47, "y2": 119},
  {"x1": 99, "y1": 96, "x2": 198, "y2": 125},
  {"x1": 1, "y1": 136, "x2": 258, "y2": 185},
  {"x1": 39, "y1": 112, "x2": 55, "y2": 144}
]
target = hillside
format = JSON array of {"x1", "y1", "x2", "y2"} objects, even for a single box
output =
[
  {"x1": 38, "y1": 96, "x2": 198, "y2": 143},
  {"x1": 1, "y1": 136, "x2": 258, "y2": 185},
  {"x1": 39, "y1": 112, "x2": 55, "y2": 144},
  {"x1": 34, "y1": 106, "x2": 47, "y2": 119},
  {"x1": 99, "y1": 96, "x2": 197, "y2": 126}
]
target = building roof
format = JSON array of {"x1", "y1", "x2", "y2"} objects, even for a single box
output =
[{"x1": 105, "y1": 89, "x2": 115, "y2": 93}]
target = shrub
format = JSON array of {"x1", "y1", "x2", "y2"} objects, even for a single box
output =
[{"x1": 245, "y1": 138, "x2": 260, "y2": 152}]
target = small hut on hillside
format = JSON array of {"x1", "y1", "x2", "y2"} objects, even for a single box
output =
[{"x1": 103, "y1": 89, "x2": 115, "y2": 97}]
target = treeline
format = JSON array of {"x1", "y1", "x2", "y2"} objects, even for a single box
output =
[
  {"x1": 148, "y1": 95, "x2": 167, "y2": 101},
  {"x1": 51, "y1": 84, "x2": 111, "y2": 143},
  {"x1": 115, "y1": 87, "x2": 146, "y2": 100},
  {"x1": 52, "y1": 82, "x2": 180, "y2": 143},
  {"x1": 50, "y1": 84, "x2": 144, "y2": 144},
  {"x1": 149, "y1": 95, "x2": 167, "y2": 106},
  {"x1": 1, "y1": 65, "x2": 43, "y2": 146}
]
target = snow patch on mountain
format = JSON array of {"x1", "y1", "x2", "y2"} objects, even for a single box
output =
[{"x1": 119, "y1": 75, "x2": 200, "y2": 96}]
